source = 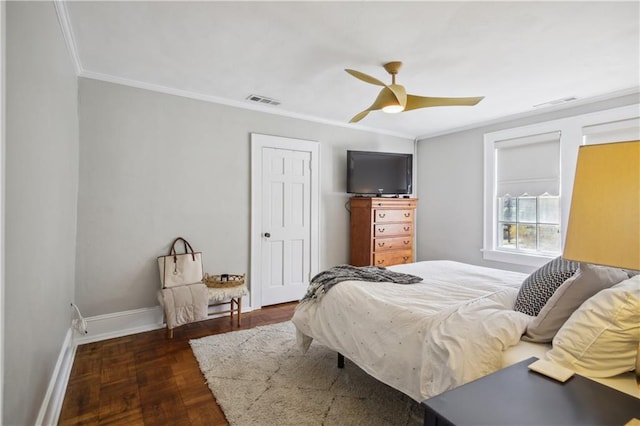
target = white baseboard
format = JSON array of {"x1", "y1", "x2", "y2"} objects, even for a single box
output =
[
  {"x1": 36, "y1": 328, "x2": 76, "y2": 426},
  {"x1": 73, "y1": 303, "x2": 255, "y2": 345},
  {"x1": 73, "y1": 305, "x2": 165, "y2": 345}
]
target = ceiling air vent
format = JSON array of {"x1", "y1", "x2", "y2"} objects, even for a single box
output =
[{"x1": 246, "y1": 94, "x2": 281, "y2": 106}]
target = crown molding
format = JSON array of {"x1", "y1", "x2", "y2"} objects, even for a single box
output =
[
  {"x1": 78, "y1": 70, "x2": 416, "y2": 140},
  {"x1": 416, "y1": 87, "x2": 640, "y2": 141},
  {"x1": 74, "y1": 67, "x2": 640, "y2": 143},
  {"x1": 53, "y1": 0, "x2": 82, "y2": 75}
]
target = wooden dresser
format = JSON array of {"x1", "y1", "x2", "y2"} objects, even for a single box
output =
[{"x1": 349, "y1": 197, "x2": 418, "y2": 267}]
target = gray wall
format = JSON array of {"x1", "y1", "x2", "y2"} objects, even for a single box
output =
[
  {"x1": 415, "y1": 93, "x2": 639, "y2": 274},
  {"x1": 4, "y1": 2, "x2": 79, "y2": 424},
  {"x1": 76, "y1": 78, "x2": 414, "y2": 316}
]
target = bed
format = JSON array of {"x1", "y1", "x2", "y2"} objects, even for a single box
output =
[{"x1": 291, "y1": 260, "x2": 639, "y2": 402}]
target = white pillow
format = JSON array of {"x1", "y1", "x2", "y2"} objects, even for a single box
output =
[
  {"x1": 546, "y1": 275, "x2": 640, "y2": 377},
  {"x1": 523, "y1": 263, "x2": 628, "y2": 342}
]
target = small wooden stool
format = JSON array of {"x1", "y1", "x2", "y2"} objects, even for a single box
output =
[{"x1": 207, "y1": 284, "x2": 249, "y2": 327}]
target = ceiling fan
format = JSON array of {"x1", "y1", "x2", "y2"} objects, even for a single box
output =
[{"x1": 345, "y1": 61, "x2": 484, "y2": 123}]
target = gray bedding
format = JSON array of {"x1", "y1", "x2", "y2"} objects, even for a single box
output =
[{"x1": 299, "y1": 264, "x2": 422, "y2": 303}]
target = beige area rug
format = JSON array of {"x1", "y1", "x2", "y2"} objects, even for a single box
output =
[{"x1": 190, "y1": 321, "x2": 423, "y2": 425}]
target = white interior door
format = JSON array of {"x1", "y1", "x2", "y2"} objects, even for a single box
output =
[{"x1": 251, "y1": 134, "x2": 319, "y2": 308}]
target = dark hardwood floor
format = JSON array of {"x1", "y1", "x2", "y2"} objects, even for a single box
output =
[{"x1": 58, "y1": 302, "x2": 297, "y2": 425}]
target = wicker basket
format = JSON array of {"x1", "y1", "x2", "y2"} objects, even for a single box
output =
[{"x1": 203, "y1": 273, "x2": 245, "y2": 288}]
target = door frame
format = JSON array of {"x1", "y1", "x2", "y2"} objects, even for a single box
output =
[{"x1": 250, "y1": 133, "x2": 320, "y2": 309}]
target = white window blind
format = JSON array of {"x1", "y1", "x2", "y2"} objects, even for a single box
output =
[
  {"x1": 582, "y1": 118, "x2": 640, "y2": 145},
  {"x1": 483, "y1": 104, "x2": 639, "y2": 268},
  {"x1": 496, "y1": 131, "x2": 561, "y2": 197}
]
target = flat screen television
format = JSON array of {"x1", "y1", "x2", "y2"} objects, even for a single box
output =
[{"x1": 347, "y1": 150, "x2": 413, "y2": 196}]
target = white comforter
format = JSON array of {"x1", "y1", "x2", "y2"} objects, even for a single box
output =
[{"x1": 292, "y1": 260, "x2": 533, "y2": 401}]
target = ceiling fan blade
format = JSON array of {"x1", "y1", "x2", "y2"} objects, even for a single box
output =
[
  {"x1": 345, "y1": 69, "x2": 386, "y2": 86},
  {"x1": 404, "y1": 95, "x2": 484, "y2": 112},
  {"x1": 349, "y1": 109, "x2": 371, "y2": 123}
]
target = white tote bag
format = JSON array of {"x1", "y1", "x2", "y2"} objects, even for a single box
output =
[{"x1": 157, "y1": 237, "x2": 204, "y2": 288}]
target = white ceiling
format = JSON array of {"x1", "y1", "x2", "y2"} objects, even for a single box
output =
[{"x1": 62, "y1": 1, "x2": 640, "y2": 139}]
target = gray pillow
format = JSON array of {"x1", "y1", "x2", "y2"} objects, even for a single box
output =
[
  {"x1": 523, "y1": 262, "x2": 629, "y2": 342},
  {"x1": 514, "y1": 256, "x2": 579, "y2": 316}
]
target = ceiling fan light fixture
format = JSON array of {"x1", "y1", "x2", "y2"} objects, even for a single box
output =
[{"x1": 382, "y1": 104, "x2": 404, "y2": 113}]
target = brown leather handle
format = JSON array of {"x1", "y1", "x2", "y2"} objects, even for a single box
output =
[{"x1": 168, "y1": 237, "x2": 196, "y2": 262}]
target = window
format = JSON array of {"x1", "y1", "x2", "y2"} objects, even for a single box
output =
[
  {"x1": 498, "y1": 194, "x2": 561, "y2": 252},
  {"x1": 495, "y1": 132, "x2": 562, "y2": 255},
  {"x1": 483, "y1": 103, "x2": 639, "y2": 268}
]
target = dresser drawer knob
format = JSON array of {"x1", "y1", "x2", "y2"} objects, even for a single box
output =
[
  {"x1": 378, "y1": 242, "x2": 385, "y2": 247},
  {"x1": 378, "y1": 213, "x2": 386, "y2": 218},
  {"x1": 403, "y1": 240, "x2": 410, "y2": 245},
  {"x1": 403, "y1": 226, "x2": 410, "y2": 231},
  {"x1": 378, "y1": 227, "x2": 385, "y2": 233},
  {"x1": 377, "y1": 259, "x2": 385, "y2": 265},
  {"x1": 404, "y1": 212, "x2": 411, "y2": 218}
]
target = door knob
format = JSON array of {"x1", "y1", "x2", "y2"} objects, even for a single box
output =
[{"x1": 264, "y1": 232, "x2": 271, "y2": 238}]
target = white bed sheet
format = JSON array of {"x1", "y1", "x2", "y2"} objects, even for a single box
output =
[{"x1": 292, "y1": 260, "x2": 532, "y2": 401}]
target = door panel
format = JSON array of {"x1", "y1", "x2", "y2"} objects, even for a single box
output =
[
  {"x1": 260, "y1": 147, "x2": 311, "y2": 306},
  {"x1": 251, "y1": 133, "x2": 319, "y2": 309}
]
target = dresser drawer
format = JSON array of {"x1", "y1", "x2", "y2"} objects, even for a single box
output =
[
  {"x1": 373, "y1": 250, "x2": 413, "y2": 267},
  {"x1": 368, "y1": 199, "x2": 417, "y2": 209},
  {"x1": 374, "y1": 209, "x2": 414, "y2": 223},
  {"x1": 373, "y1": 236, "x2": 413, "y2": 252},
  {"x1": 373, "y1": 223, "x2": 413, "y2": 237}
]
